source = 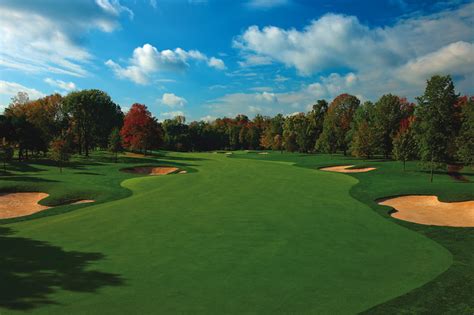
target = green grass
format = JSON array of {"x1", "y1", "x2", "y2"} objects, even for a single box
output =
[{"x1": 0, "y1": 151, "x2": 472, "y2": 314}]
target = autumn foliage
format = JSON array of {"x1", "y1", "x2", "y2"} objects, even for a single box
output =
[{"x1": 120, "y1": 103, "x2": 162, "y2": 153}]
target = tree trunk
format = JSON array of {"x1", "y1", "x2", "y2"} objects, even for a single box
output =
[{"x1": 430, "y1": 154, "x2": 434, "y2": 183}]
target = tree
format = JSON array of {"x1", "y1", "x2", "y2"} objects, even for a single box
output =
[
  {"x1": 373, "y1": 94, "x2": 404, "y2": 158},
  {"x1": 309, "y1": 99, "x2": 328, "y2": 150},
  {"x1": 121, "y1": 104, "x2": 162, "y2": 153},
  {"x1": 456, "y1": 96, "x2": 474, "y2": 168},
  {"x1": 350, "y1": 102, "x2": 378, "y2": 159},
  {"x1": 272, "y1": 134, "x2": 283, "y2": 153},
  {"x1": 415, "y1": 75, "x2": 459, "y2": 182},
  {"x1": 50, "y1": 138, "x2": 71, "y2": 173},
  {"x1": 0, "y1": 144, "x2": 14, "y2": 172},
  {"x1": 393, "y1": 117, "x2": 418, "y2": 171},
  {"x1": 316, "y1": 94, "x2": 360, "y2": 154},
  {"x1": 108, "y1": 128, "x2": 122, "y2": 163},
  {"x1": 64, "y1": 89, "x2": 122, "y2": 156}
]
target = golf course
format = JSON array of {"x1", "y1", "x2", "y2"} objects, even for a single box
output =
[{"x1": 1, "y1": 151, "x2": 473, "y2": 314}]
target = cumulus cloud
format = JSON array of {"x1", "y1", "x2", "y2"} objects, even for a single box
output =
[
  {"x1": 397, "y1": 41, "x2": 474, "y2": 83},
  {"x1": 0, "y1": 0, "x2": 132, "y2": 77},
  {"x1": 235, "y1": 3, "x2": 473, "y2": 76},
  {"x1": 233, "y1": 2, "x2": 473, "y2": 103},
  {"x1": 106, "y1": 44, "x2": 226, "y2": 84},
  {"x1": 44, "y1": 78, "x2": 77, "y2": 92},
  {"x1": 160, "y1": 93, "x2": 187, "y2": 108},
  {"x1": 208, "y1": 57, "x2": 227, "y2": 70}
]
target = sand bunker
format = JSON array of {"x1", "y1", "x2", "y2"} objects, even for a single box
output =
[
  {"x1": 122, "y1": 166, "x2": 179, "y2": 175},
  {"x1": 258, "y1": 152, "x2": 269, "y2": 155},
  {"x1": 178, "y1": 170, "x2": 187, "y2": 174},
  {"x1": 320, "y1": 165, "x2": 376, "y2": 173},
  {"x1": 379, "y1": 195, "x2": 474, "y2": 227},
  {"x1": 0, "y1": 193, "x2": 95, "y2": 219}
]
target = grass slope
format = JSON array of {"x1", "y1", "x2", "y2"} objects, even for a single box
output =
[{"x1": 0, "y1": 151, "x2": 468, "y2": 314}]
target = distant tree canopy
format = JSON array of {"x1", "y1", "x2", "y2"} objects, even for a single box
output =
[
  {"x1": 0, "y1": 75, "x2": 471, "y2": 181},
  {"x1": 64, "y1": 89, "x2": 123, "y2": 156}
]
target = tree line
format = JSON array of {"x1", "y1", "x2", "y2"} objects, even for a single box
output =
[{"x1": 0, "y1": 75, "x2": 473, "y2": 181}]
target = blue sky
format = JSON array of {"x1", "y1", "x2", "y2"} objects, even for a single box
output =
[{"x1": 0, "y1": 0, "x2": 473, "y2": 121}]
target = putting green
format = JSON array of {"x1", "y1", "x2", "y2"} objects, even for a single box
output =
[{"x1": 1, "y1": 152, "x2": 453, "y2": 314}]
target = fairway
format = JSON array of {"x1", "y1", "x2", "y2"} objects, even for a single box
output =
[{"x1": 1, "y1": 152, "x2": 460, "y2": 314}]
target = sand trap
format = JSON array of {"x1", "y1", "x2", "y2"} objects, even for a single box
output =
[
  {"x1": 122, "y1": 166, "x2": 179, "y2": 175},
  {"x1": 0, "y1": 193, "x2": 96, "y2": 219},
  {"x1": 320, "y1": 165, "x2": 376, "y2": 173},
  {"x1": 379, "y1": 195, "x2": 474, "y2": 227},
  {"x1": 258, "y1": 152, "x2": 269, "y2": 155},
  {"x1": 225, "y1": 152, "x2": 233, "y2": 155},
  {"x1": 178, "y1": 170, "x2": 187, "y2": 174}
]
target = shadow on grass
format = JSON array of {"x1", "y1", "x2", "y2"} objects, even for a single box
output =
[
  {"x1": 0, "y1": 176, "x2": 59, "y2": 183},
  {"x1": 0, "y1": 226, "x2": 124, "y2": 311}
]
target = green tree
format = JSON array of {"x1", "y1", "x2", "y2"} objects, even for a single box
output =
[
  {"x1": 64, "y1": 89, "x2": 123, "y2": 156},
  {"x1": 108, "y1": 128, "x2": 122, "y2": 163},
  {"x1": 350, "y1": 102, "x2": 378, "y2": 159},
  {"x1": 415, "y1": 75, "x2": 459, "y2": 182},
  {"x1": 309, "y1": 99, "x2": 328, "y2": 150},
  {"x1": 373, "y1": 94, "x2": 404, "y2": 158},
  {"x1": 456, "y1": 96, "x2": 474, "y2": 168}
]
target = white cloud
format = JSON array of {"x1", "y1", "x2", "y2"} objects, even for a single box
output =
[
  {"x1": 235, "y1": 4, "x2": 473, "y2": 76},
  {"x1": 208, "y1": 57, "x2": 227, "y2": 70},
  {"x1": 200, "y1": 115, "x2": 217, "y2": 122},
  {"x1": 233, "y1": 2, "x2": 474, "y2": 101},
  {"x1": 0, "y1": 0, "x2": 132, "y2": 77},
  {"x1": 238, "y1": 55, "x2": 273, "y2": 67},
  {"x1": 397, "y1": 41, "x2": 474, "y2": 83},
  {"x1": 106, "y1": 43, "x2": 226, "y2": 84},
  {"x1": 44, "y1": 78, "x2": 77, "y2": 92},
  {"x1": 160, "y1": 93, "x2": 187, "y2": 108},
  {"x1": 256, "y1": 91, "x2": 278, "y2": 102},
  {"x1": 95, "y1": 0, "x2": 133, "y2": 18},
  {"x1": 246, "y1": 0, "x2": 290, "y2": 9},
  {"x1": 0, "y1": 81, "x2": 46, "y2": 111},
  {"x1": 0, "y1": 81, "x2": 46, "y2": 100},
  {"x1": 161, "y1": 111, "x2": 185, "y2": 119}
]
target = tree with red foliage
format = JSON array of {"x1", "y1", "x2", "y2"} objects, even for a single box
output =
[{"x1": 120, "y1": 104, "x2": 162, "y2": 154}]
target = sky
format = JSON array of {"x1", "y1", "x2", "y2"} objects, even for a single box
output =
[{"x1": 0, "y1": 0, "x2": 473, "y2": 121}]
